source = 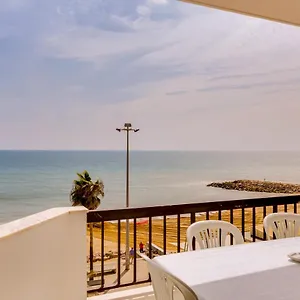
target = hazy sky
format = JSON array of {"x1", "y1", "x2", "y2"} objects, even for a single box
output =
[{"x1": 1, "y1": 0, "x2": 300, "y2": 151}]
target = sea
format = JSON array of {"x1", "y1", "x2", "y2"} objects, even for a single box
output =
[{"x1": 1, "y1": 150, "x2": 300, "y2": 224}]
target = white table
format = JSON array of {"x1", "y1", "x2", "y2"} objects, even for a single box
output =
[{"x1": 153, "y1": 237, "x2": 300, "y2": 300}]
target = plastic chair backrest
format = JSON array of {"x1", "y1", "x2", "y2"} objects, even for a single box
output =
[
  {"x1": 263, "y1": 213, "x2": 300, "y2": 240},
  {"x1": 186, "y1": 220, "x2": 244, "y2": 251},
  {"x1": 144, "y1": 255, "x2": 199, "y2": 300}
]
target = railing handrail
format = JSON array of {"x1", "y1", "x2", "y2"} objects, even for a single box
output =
[{"x1": 87, "y1": 194, "x2": 300, "y2": 222}]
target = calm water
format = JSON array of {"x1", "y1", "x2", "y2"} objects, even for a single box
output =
[{"x1": 1, "y1": 150, "x2": 300, "y2": 223}]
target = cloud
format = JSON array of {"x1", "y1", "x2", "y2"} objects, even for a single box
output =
[
  {"x1": 166, "y1": 90, "x2": 188, "y2": 95},
  {"x1": 0, "y1": 0, "x2": 33, "y2": 12},
  {"x1": 148, "y1": 0, "x2": 169, "y2": 5},
  {"x1": 1, "y1": 0, "x2": 300, "y2": 150}
]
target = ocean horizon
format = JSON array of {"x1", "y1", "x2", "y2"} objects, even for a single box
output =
[{"x1": 1, "y1": 150, "x2": 300, "y2": 224}]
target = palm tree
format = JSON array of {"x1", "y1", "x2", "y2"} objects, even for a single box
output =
[
  {"x1": 70, "y1": 170, "x2": 104, "y2": 280},
  {"x1": 70, "y1": 170, "x2": 104, "y2": 209}
]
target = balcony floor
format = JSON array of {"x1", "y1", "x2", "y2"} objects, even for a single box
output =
[{"x1": 89, "y1": 284, "x2": 185, "y2": 300}]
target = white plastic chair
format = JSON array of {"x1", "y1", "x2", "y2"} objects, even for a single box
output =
[
  {"x1": 186, "y1": 220, "x2": 244, "y2": 251},
  {"x1": 263, "y1": 213, "x2": 300, "y2": 240},
  {"x1": 144, "y1": 255, "x2": 199, "y2": 300}
]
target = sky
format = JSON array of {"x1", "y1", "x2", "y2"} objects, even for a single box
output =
[{"x1": 1, "y1": 0, "x2": 300, "y2": 151}]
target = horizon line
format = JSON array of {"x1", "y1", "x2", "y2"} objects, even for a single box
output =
[{"x1": 0, "y1": 149, "x2": 299, "y2": 152}]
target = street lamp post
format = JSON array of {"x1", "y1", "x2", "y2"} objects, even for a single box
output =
[{"x1": 116, "y1": 123, "x2": 139, "y2": 270}]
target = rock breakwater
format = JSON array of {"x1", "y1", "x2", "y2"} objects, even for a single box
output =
[{"x1": 207, "y1": 180, "x2": 300, "y2": 194}]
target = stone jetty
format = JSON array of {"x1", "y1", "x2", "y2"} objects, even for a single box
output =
[{"x1": 207, "y1": 180, "x2": 300, "y2": 194}]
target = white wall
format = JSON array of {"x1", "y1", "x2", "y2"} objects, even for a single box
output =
[{"x1": 0, "y1": 207, "x2": 87, "y2": 300}]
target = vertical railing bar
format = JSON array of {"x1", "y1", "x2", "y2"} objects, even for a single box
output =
[
  {"x1": 218, "y1": 210, "x2": 222, "y2": 245},
  {"x1": 117, "y1": 220, "x2": 121, "y2": 286},
  {"x1": 101, "y1": 221, "x2": 105, "y2": 288},
  {"x1": 230, "y1": 209, "x2": 234, "y2": 245},
  {"x1": 148, "y1": 217, "x2": 152, "y2": 259},
  {"x1": 272, "y1": 205, "x2": 278, "y2": 240},
  {"x1": 294, "y1": 202, "x2": 298, "y2": 213},
  {"x1": 163, "y1": 215, "x2": 167, "y2": 255},
  {"x1": 89, "y1": 222, "x2": 94, "y2": 280},
  {"x1": 133, "y1": 218, "x2": 137, "y2": 283},
  {"x1": 190, "y1": 212, "x2": 196, "y2": 224},
  {"x1": 191, "y1": 213, "x2": 196, "y2": 250},
  {"x1": 177, "y1": 214, "x2": 181, "y2": 253},
  {"x1": 252, "y1": 207, "x2": 256, "y2": 242},
  {"x1": 230, "y1": 209, "x2": 234, "y2": 223},
  {"x1": 263, "y1": 206, "x2": 267, "y2": 241},
  {"x1": 263, "y1": 206, "x2": 267, "y2": 217},
  {"x1": 284, "y1": 203, "x2": 288, "y2": 212},
  {"x1": 206, "y1": 210, "x2": 210, "y2": 220},
  {"x1": 241, "y1": 207, "x2": 245, "y2": 238}
]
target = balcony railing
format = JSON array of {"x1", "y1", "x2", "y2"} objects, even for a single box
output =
[{"x1": 87, "y1": 195, "x2": 300, "y2": 292}]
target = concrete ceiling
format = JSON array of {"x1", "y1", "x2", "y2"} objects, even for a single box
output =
[{"x1": 181, "y1": 0, "x2": 300, "y2": 26}]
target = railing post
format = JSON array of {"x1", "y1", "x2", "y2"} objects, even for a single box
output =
[
  {"x1": 101, "y1": 221, "x2": 105, "y2": 288},
  {"x1": 190, "y1": 213, "x2": 196, "y2": 250},
  {"x1": 252, "y1": 207, "x2": 256, "y2": 242},
  {"x1": 89, "y1": 223, "x2": 94, "y2": 280},
  {"x1": 177, "y1": 214, "x2": 181, "y2": 253}
]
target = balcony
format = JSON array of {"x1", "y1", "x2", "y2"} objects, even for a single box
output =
[
  {"x1": 87, "y1": 195, "x2": 300, "y2": 299},
  {"x1": 0, "y1": 195, "x2": 299, "y2": 300}
]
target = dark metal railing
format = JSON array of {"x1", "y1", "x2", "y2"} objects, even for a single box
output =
[{"x1": 86, "y1": 195, "x2": 300, "y2": 292}]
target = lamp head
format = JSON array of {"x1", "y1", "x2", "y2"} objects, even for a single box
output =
[
  {"x1": 116, "y1": 128, "x2": 121, "y2": 132},
  {"x1": 124, "y1": 123, "x2": 132, "y2": 128},
  {"x1": 134, "y1": 129, "x2": 140, "y2": 132}
]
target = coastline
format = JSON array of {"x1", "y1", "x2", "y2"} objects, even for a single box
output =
[{"x1": 4, "y1": 151, "x2": 300, "y2": 225}]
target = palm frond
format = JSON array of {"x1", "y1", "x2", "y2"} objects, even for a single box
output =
[{"x1": 70, "y1": 170, "x2": 104, "y2": 210}]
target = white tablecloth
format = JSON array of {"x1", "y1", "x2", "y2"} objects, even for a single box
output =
[{"x1": 153, "y1": 237, "x2": 300, "y2": 300}]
